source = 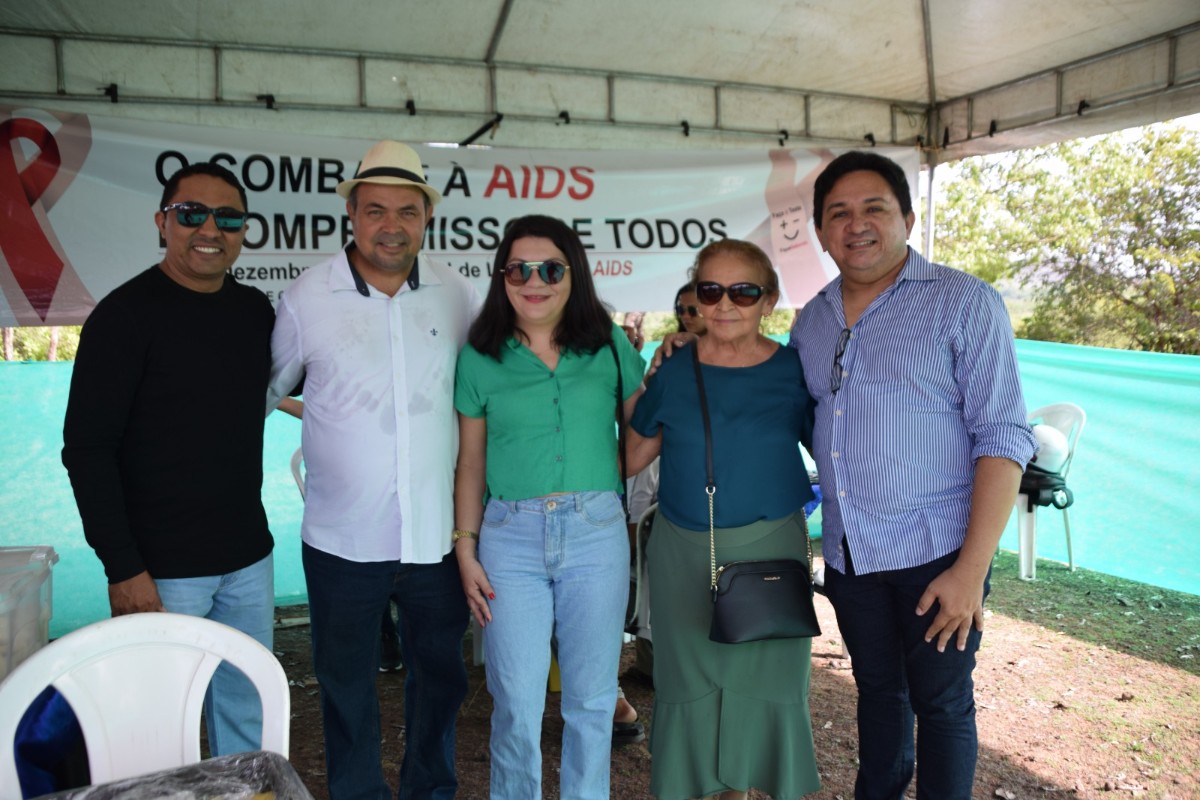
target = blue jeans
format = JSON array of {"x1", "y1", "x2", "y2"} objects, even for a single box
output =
[
  {"x1": 302, "y1": 544, "x2": 469, "y2": 800},
  {"x1": 825, "y1": 547, "x2": 988, "y2": 800},
  {"x1": 155, "y1": 552, "x2": 274, "y2": 757},
  {"x1": 479, "y1": 492, "x2": 629, "y2": 800}
]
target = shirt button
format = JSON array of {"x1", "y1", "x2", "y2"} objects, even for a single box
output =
[
  {"x1": 555, "y1": 427, "x2": 561, "y2": 432},
  {"x1": 839, "y1": 490, "x2": 846, "y2": 497},
  {"x1": 555, "y1": 455, "x2": 563, "y2": 462},
  {"x1": 835, "y1": 409, "x2": 843, "y2": 416},
  {"x1": 832, "y1": 451, "x2": 840, "y2": 458},
  {"x1": 553, "y1": 398, "x2": 559, "y2": 404}
]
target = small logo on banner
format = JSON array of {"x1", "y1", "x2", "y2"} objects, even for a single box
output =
[{"x1": 0, "y1": 109, "x2": 92, "y2": 324}]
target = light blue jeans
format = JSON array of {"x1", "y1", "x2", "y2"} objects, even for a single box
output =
[
  {"x1": 479, "y1": 492, "x2": 629, "y2": 800},
  {"x1": 155, "y1": 552, "x2": 275, "y2": 756}
]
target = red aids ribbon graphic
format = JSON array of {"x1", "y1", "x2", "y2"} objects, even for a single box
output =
[{"x1": 0, "y1": 118, "x2": 65, "y2": 321}]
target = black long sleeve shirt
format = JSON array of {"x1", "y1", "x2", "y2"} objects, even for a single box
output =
[{"x1": 62, "y1": 266, "x2": 275, "y2": 583}]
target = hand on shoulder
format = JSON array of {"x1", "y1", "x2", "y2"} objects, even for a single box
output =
[{"x1": 647, "y1": 332, "x2": 698, "y2": 377}]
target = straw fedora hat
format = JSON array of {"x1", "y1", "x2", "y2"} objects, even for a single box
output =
[{"x1": 336, "y1": 140, "x2": 442, "y2": 207}]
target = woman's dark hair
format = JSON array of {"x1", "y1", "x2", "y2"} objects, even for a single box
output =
[
  {"x1": 673, "y1": 283, "x2": 694, "y2": 332},
  {"x1": 468, "y1": 215, "x2": 613, "y2": 360},
  {"x1": 812, "y1": 150, "x2": 912, "y2": 228}
]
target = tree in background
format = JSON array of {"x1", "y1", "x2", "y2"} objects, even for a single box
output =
[
  {"x1": 1, "y1": 326, "x2": 81, "y2": 361},
  {"x1": 935, "y1": 124, "x2": 1200, "y2": 355}
]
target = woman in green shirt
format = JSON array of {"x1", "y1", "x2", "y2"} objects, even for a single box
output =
[{"x1": 453, "y1": 214, "x2": 645, "y2": 800}]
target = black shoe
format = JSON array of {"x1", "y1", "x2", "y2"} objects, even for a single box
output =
[
  {"x1": 612, "y1": 720, "x2": 645, "y2": 747},
  {"x1": 380, "y1": 602, "x2": 403, "y2": 672},
  {"x1": 379, "y1": 631, "x2": 403, "y2": 672}
]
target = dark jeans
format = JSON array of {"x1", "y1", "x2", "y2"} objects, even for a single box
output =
[
  {"x1": 303, "y1": 544, "x2": 469, "y2": 800},
  {"x1": 825, "y1": 547, "x2": 989, "y2": 800}
]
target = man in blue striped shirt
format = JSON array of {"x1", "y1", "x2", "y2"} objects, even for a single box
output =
[{"x1": 789, "y1": 151, "x2": 1037, "y2": 800}]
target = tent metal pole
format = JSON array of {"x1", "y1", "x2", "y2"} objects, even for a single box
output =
[{"x1": 924, "y1": 162, "x2": 937, "y2": 260}]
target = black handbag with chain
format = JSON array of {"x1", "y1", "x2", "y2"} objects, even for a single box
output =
[{"x1": 691, "y1": 345, "x2": 821, "y2": 644}]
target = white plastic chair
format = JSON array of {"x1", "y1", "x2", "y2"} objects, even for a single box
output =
[
  {"x1": 628, "y1": 503, "x2": 658, "y2": 642},
  {"x1": 1015, "y1": 402, "x2": 1086, "y2": 579},
  {"x1": 290, "y1": 446, "x2": 305, "y2": 500},
  {"x1": 0, "y1": 612, "x2": 290, "y2": 795}
]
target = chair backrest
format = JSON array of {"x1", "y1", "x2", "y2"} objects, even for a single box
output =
[
  {"x1": 0, "y1": 612, "x2": 289, "y2": 794},
  {"x1": 1028, "y1": 402, "x2": 1086, "y2": 478},
  {"x1": 628, "y1": 502, "x2": 658, "y2": 634},
  {"x1": 290, "y1": 446, "x2": 305, "y2": 500}
]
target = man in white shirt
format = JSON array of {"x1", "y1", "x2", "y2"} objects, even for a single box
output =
[{"x1": 267, "y1": 140, "x2": 481, "y2": 800}]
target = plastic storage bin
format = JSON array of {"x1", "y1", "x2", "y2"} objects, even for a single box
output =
[
  {"x1": 36, "y1": 750, "x2": 315, "y2": 799},
  {"x1": 0, "y1": 545, "x2": 59, "y2": 682}
]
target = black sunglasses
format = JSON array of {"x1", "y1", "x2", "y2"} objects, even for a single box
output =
[
  {"x1": 674, "y1": 304, "x2": 700, "y2": 318},
  {"x1": 503, "y1": 259, "x2": 570, "y2": 286},
  {"x1": 831, "y1": 327, "x2": 851, "y2": 394},
  {"x1": 695, "y1": 281, "x2": 766, "y2": 307},
  {"x1": 162, "y1": 202, "x2": 248, "y2": 232}
]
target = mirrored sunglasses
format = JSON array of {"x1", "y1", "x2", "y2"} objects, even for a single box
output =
[
  {"x1": 162, "y1": 202, "x2": 249, "y2": 232},
  {"x1": 695, "y1": 281, "x2": 766, "y2": 307},
  {"x1": 503, "y1": 259, "x2": 570, "y2": 286}
]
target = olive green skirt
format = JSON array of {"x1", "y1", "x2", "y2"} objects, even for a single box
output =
[{"x1": 646, "y1": 510, "x2": 821, "y2": 800}]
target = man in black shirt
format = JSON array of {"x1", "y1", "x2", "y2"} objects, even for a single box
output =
[{"x1": 62, "y1": 162, "x2": 276, "y2": 756}]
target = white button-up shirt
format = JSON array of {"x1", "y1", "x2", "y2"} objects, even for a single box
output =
[{"x1": 267, "y1": 247, "x2": 481, "y2": 563}]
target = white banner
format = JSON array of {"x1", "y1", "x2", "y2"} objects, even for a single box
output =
[{"x1": 1, "y1": 105, "x2": 919, "y2": 326}]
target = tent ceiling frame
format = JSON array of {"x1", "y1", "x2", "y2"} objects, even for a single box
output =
[
  {"x1": 0, "y1": 23, "x2": 921, "y2": 151},
  {"x1": 920, "y1": 0, "x2": 938, "y2": 148},
  {"x1": 936, "y1": 21, "x2": 1200, "y2": 151},
  {"x1": 1, "y1": 20, "x2": 1197, "y2": 162}
]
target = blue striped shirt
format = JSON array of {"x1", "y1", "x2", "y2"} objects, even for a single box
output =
[{"x1": 789, "y1": 248, "x2": 1037, "y2": 575}]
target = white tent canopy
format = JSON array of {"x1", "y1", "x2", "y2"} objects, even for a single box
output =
[{"x1": 2, "y1": 1, "x2": 1198, "y2": 163}]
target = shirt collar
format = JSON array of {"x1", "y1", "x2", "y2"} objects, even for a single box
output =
[
  {"x1": 895, "y1": 247, "x2": 938, "y2": 283},
  {"x1": 818, "y1": 245, "x2": 935, "y2": 305},
  {"x1": 331, "y1": 242, "x2": 431, "y2": 297},
  {"x1": 504, "y1": 335, "x2": 569, "y2": 361}
]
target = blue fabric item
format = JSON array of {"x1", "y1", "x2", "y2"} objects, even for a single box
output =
[
  {"x1": 790, "y1": 248, "x2": 1038, "y2": 576},
  {"x1": 804, "y1": 484, "x2": 822, "y2": 519},
  {"x1": 14, "y1": 687, "x2": 88, "y2": 798},
  {"x1": 631, "y1": 342, "x2": 815, "y2": 530}
]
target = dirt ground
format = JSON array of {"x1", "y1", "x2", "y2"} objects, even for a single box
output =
[{"x1": 274, "y1": 553, "x2": 1200, "y2": 800}]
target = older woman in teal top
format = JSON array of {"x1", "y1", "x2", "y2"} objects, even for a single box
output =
[
  {"x1": 627, "y1": 239, "x2": 821, "y2": 800},
  {"x1": 453, "y1": 215, "x2": 645, "y2": 800}
]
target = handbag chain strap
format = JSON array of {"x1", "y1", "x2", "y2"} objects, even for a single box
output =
[
  {"x1": 690, "y1": 346, "x2": 719, "y2": 590},
  {"x1": 692, "y1": 344, "x2": 815, "y2": 587},
  {"x1": 801, "y1": 504, "x2": 814, "y2": 582}
]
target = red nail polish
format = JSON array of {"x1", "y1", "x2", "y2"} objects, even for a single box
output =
[{"x1": 488, "y1": 592, "x2": 495, "y2": 600}]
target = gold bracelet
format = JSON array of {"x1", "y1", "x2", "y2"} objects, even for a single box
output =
[{"x1": 452, "y1": 528, "x2": 479, "y2": 543}]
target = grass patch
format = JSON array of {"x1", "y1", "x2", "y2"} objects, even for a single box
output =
[{"x1": 989, "y1": 550, "x2": 1200, "y2": 675}]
